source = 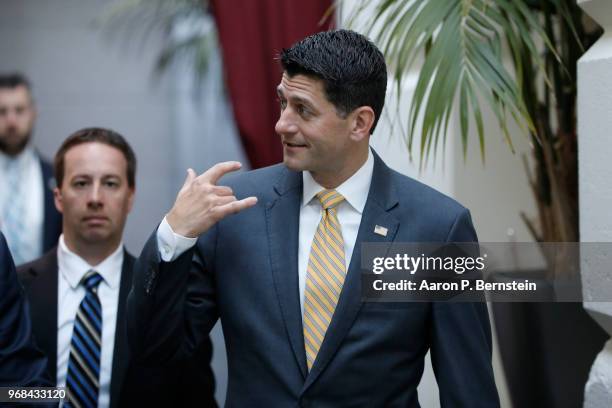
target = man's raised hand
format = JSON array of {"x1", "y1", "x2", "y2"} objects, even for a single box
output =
[{"x1": 166, "y1": 162, "x2": 257, "y2": 238}]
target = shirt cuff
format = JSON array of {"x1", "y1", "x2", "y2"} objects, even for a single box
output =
[{"x1": 157, "y1": 216, "x2": 198, "y2": 262}]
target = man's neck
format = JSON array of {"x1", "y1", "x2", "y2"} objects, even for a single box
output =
[
  {"x1": 63, "y1": 236, "x2": 121, "y2": 266},
  {"x1": 311, "y1": 148, "x2": 369, "y2": 189}
]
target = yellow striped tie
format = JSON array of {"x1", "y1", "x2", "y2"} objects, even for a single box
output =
[{"x1": 303, "y1": 189, "x2": 346, "y2": 371}]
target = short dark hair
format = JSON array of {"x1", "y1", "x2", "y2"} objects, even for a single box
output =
[
  {"x1": 0, "y1": 73, "x2": 32, "y2": 91},
  {"x1": 280, "y1": 29, "x2": 387, "y2": 134},
  {"x1": 54, "y1": 127, "x2": 137, "y2": 188}
]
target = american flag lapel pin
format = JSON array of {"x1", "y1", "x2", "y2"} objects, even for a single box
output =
[{"x1": 374, "y1": 225, "x2": 388, "y2": 236}]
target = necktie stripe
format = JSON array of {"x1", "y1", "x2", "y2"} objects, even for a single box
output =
[
  {"x1": 70, "y1": 337, "x2": 100, "y2": 373},
  {"x1": 305, "y1": 279, "x2": 336, "y2": 312},
  {"x1": 83, "y1": 295, "x2": 102, "y2": 320},
  {"x1": 74, "y1": 317, "x2": 101, "y2": 349},
  {"x1": 318, "y1": 190, "x2": 336, "y2": 204},
  {"x1": 73, "y1": 323, "x2": 101, "y2": 360},
  {"x1": 325, "y1": 217, "x2": 344, "y2": 246},
  {"x1": 306, "y1": 274, "x2": 338, "y2": 310},
  {"x1": 76, "y1": 309, "x2": 101, "y2": 342},
  {"x1": 79, "y1": 301, "x2": 102, "y2": 330},
  {"x1": 316, "y1": 224, "x2": 345, "y2": 260},
  {"x1": 65, "y1": 390, "x2": 83, "y2": 408},
  {"x1": 304, "y1": 298, "x2": 332, "y2": 330},
  {"x1": 308, "y1": 251, "x2": 342, "y2": 291},
  {"x1": 66, "y1": 270, "x2": 102, "y2": 408},
  {"x1": 67, "y1": 364, "x2": 98, "y2": 400},
  {"x1": 68, "y1": 345, "x2": 99, "y2": 387},
  {"x1": 318, "y1": 222, "x2": 344, "y2": 253},
  {"x1": 303, "y1": 317, "x2": 326, "y2": 344},
  {"x1": 66, "y1": 374, "x2": 95, "y2": 406},
  {"x1": 308, "y1": 251, "x2": 344, "y2": 292},
  {"x1": 304, "y1": 294, "x2": 333, "y2": 323},
  {"x1": 303, "y1": 190, "x2": 346, "y2": 371},
  {"x1": 312, "y1": 234, "x2": 345, "y2": 275},
  {"x1": 314, "y1": 229, "x2": 344, "y2": 265}
]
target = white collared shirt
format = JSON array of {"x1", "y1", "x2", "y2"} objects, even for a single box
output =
[
  {"x1": 0, "y1": 146, "x2": 44, "y2": 264},
  {"x1": 57, "y1": 235, "x2": 123, "y2": 408},
  {"x1": 156, "y1": 148, "x2": 374, "y2": 315}
]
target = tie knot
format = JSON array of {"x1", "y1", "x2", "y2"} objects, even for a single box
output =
[
  {"x1": 82, "y1": 270, "x2": 103, "y2": 292},
  {"x1": 316, "y1": 190, "x2": 345, "y2": 210}
]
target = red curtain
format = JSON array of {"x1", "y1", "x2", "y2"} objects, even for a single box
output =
[{"x1": 211, "y1": 0, "x2": 334, "y2": 169}]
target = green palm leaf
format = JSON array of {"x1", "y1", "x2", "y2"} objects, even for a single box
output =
[{"x1": 350, "y1": 0, "x2": 563, "y2": 167}]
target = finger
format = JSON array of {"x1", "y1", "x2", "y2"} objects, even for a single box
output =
[
  {"x1": 212, "y1": 186, "x2": 234, "y2": 197},
  {"x1": 214, "y1": 196, "x2": 258, "y2": 218},
  {"x1": 180, "y1": 168, "x2": 197, "y2": 190},
  {"x1": 215, "y1": 195, "x2": 237, "y2": 206},
  {"x1": 180, "y1": 168, "x2": 197, "y2": 191},
  {"x1": 200, "y1": 161, "x2": 242, "y2": 185}
]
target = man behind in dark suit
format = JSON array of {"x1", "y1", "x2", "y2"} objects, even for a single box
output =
[
  {"x1": 128, "y1": 30, "x2": 499, "y2": 406},
  {"x1": 0, "y1": 230, "x2": 50, "y2": 387},
  {"x1": 19, "y1": 128, "x2": 216, "y2": 407},
  {"x1": 0, "y1": 73, "x2": 62, "y2": 265}
]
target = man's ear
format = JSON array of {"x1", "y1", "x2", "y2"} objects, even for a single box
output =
[
  {"x1": 53, "y1": 187, "x2": 64, "y2": 214},
  {"x1": 349, "y1": 106, "x2": 375, "y2": 142},
  {"x1": 126, "y1": 187, "x2": 136, "y2": 213}
]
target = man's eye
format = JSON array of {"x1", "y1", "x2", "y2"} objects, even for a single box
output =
[
  {"x1": 105, "y1": 181, "x2": 119, "y2": 188},
  {"x1": 297, "y1": 105, "x2": 310, "y2": 117},
  {"x1": 74, "y1": 181, "x2": 87, "y2": 188},
  {"x1": 279, "y1": 99, "x2": 287, "y2": 111}
]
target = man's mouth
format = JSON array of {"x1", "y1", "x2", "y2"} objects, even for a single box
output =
[
  {"x1": 283, "y1": 141, "x2": 307, "y2": 148},
  {"x1": 83, "y1": 216, "x2": 108, "y2": 223}
]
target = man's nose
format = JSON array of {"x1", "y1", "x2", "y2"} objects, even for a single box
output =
[
  {"x1": 87, "y1": 183, "x2": 103, "y2": 209},
  {"x1": 5, "y1": 110, "x2": 18, "y2": 126},
  {"x1": 275, "y1": 109, "x2": 298, "y2": 136}
]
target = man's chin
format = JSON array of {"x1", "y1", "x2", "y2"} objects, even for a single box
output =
[
  {"x1": 0, "y1": 133, "x2": 30, "y2": 156},
  {"x1": 283, "y1": 156, "x2": 308, "y2": 172},
  {"x1": 80, "y1": 229, "x2": 111, "y2": 244}
]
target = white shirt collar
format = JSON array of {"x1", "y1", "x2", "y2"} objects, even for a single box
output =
[
  {"x1": 57, "y1": 234, "x2": 124, "y2": 290},
  {"x1": 302, "y1": 147, "x2": 374, "y2": 214}
]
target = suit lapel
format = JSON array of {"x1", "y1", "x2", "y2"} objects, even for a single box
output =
[
  {"x1": 26, "y1": 251, "x2": 59, "y2": 384},
  {"x1": 266, "y1": 168, "x2": 308, "y2": 379},
  {"x1": 109, "y1": 250, "x2": 134, "y2": 408},
  {"x1": 302, "y1": 152, "x2": 400, "y2": 392}
]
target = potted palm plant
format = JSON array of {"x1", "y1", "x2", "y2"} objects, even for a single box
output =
[{"x1": 346, "y1": 1, "x2": 605, "y2": 407}]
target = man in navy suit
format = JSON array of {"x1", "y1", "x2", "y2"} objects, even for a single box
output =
[
  {"x1": 128, "y1": 30, "x2": 499, "y2": 406},
  {"x1": 0, "y1": 73, "x2": 62, "y2": 265},
  {"x1": 0, "y1": 231, "x2": 50, "y2": 386}
]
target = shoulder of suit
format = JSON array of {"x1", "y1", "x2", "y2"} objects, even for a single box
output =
[
  {"x1": 386, "y1": 167, "x2": 469, "y2": 216},
  {"x1": 219, "y1": 163, "x2": 288, "y2": 194},
  {"x1": 17, "y1": 249, "x2": 58, "y2": 282}
]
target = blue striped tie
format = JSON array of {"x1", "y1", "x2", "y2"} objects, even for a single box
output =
[{"x1": 65, "y1": 270, "x2": 103, "y2": 408}]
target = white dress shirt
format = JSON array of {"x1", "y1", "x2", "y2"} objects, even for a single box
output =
[
  {"x1": 0, "y1": 146, "x2": 44, "y2": 263},
  {"x1": 57, "y1": 235, "x2": 123, "y2": 408},
  {"x1": 157, "y1": 148, "x2": 374, "y2": 315}
]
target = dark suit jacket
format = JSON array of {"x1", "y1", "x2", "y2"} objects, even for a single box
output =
[
  {"x1": 19, "y1": 248, "x2": 216, "y2": 407},
  {"x1": 38, "y1": 156, "x2": 62, "y2": 252},
  {"x1": 128, "y1": 152, "x2": 500, "y2": 407},
  {"x1": 0, "y1": 231, "x2": 50, "y2": 387}
]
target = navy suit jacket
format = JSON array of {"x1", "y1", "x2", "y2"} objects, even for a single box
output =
[
  {"x1": 128, "y1": 152, "x2": 499, "y2": 407},
  {"x1": 0, "y1": 231, "x2": 50, "y2": 387},
  {"x1": 18, "y1": 249, "x2": 216, "y2": 408}
]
